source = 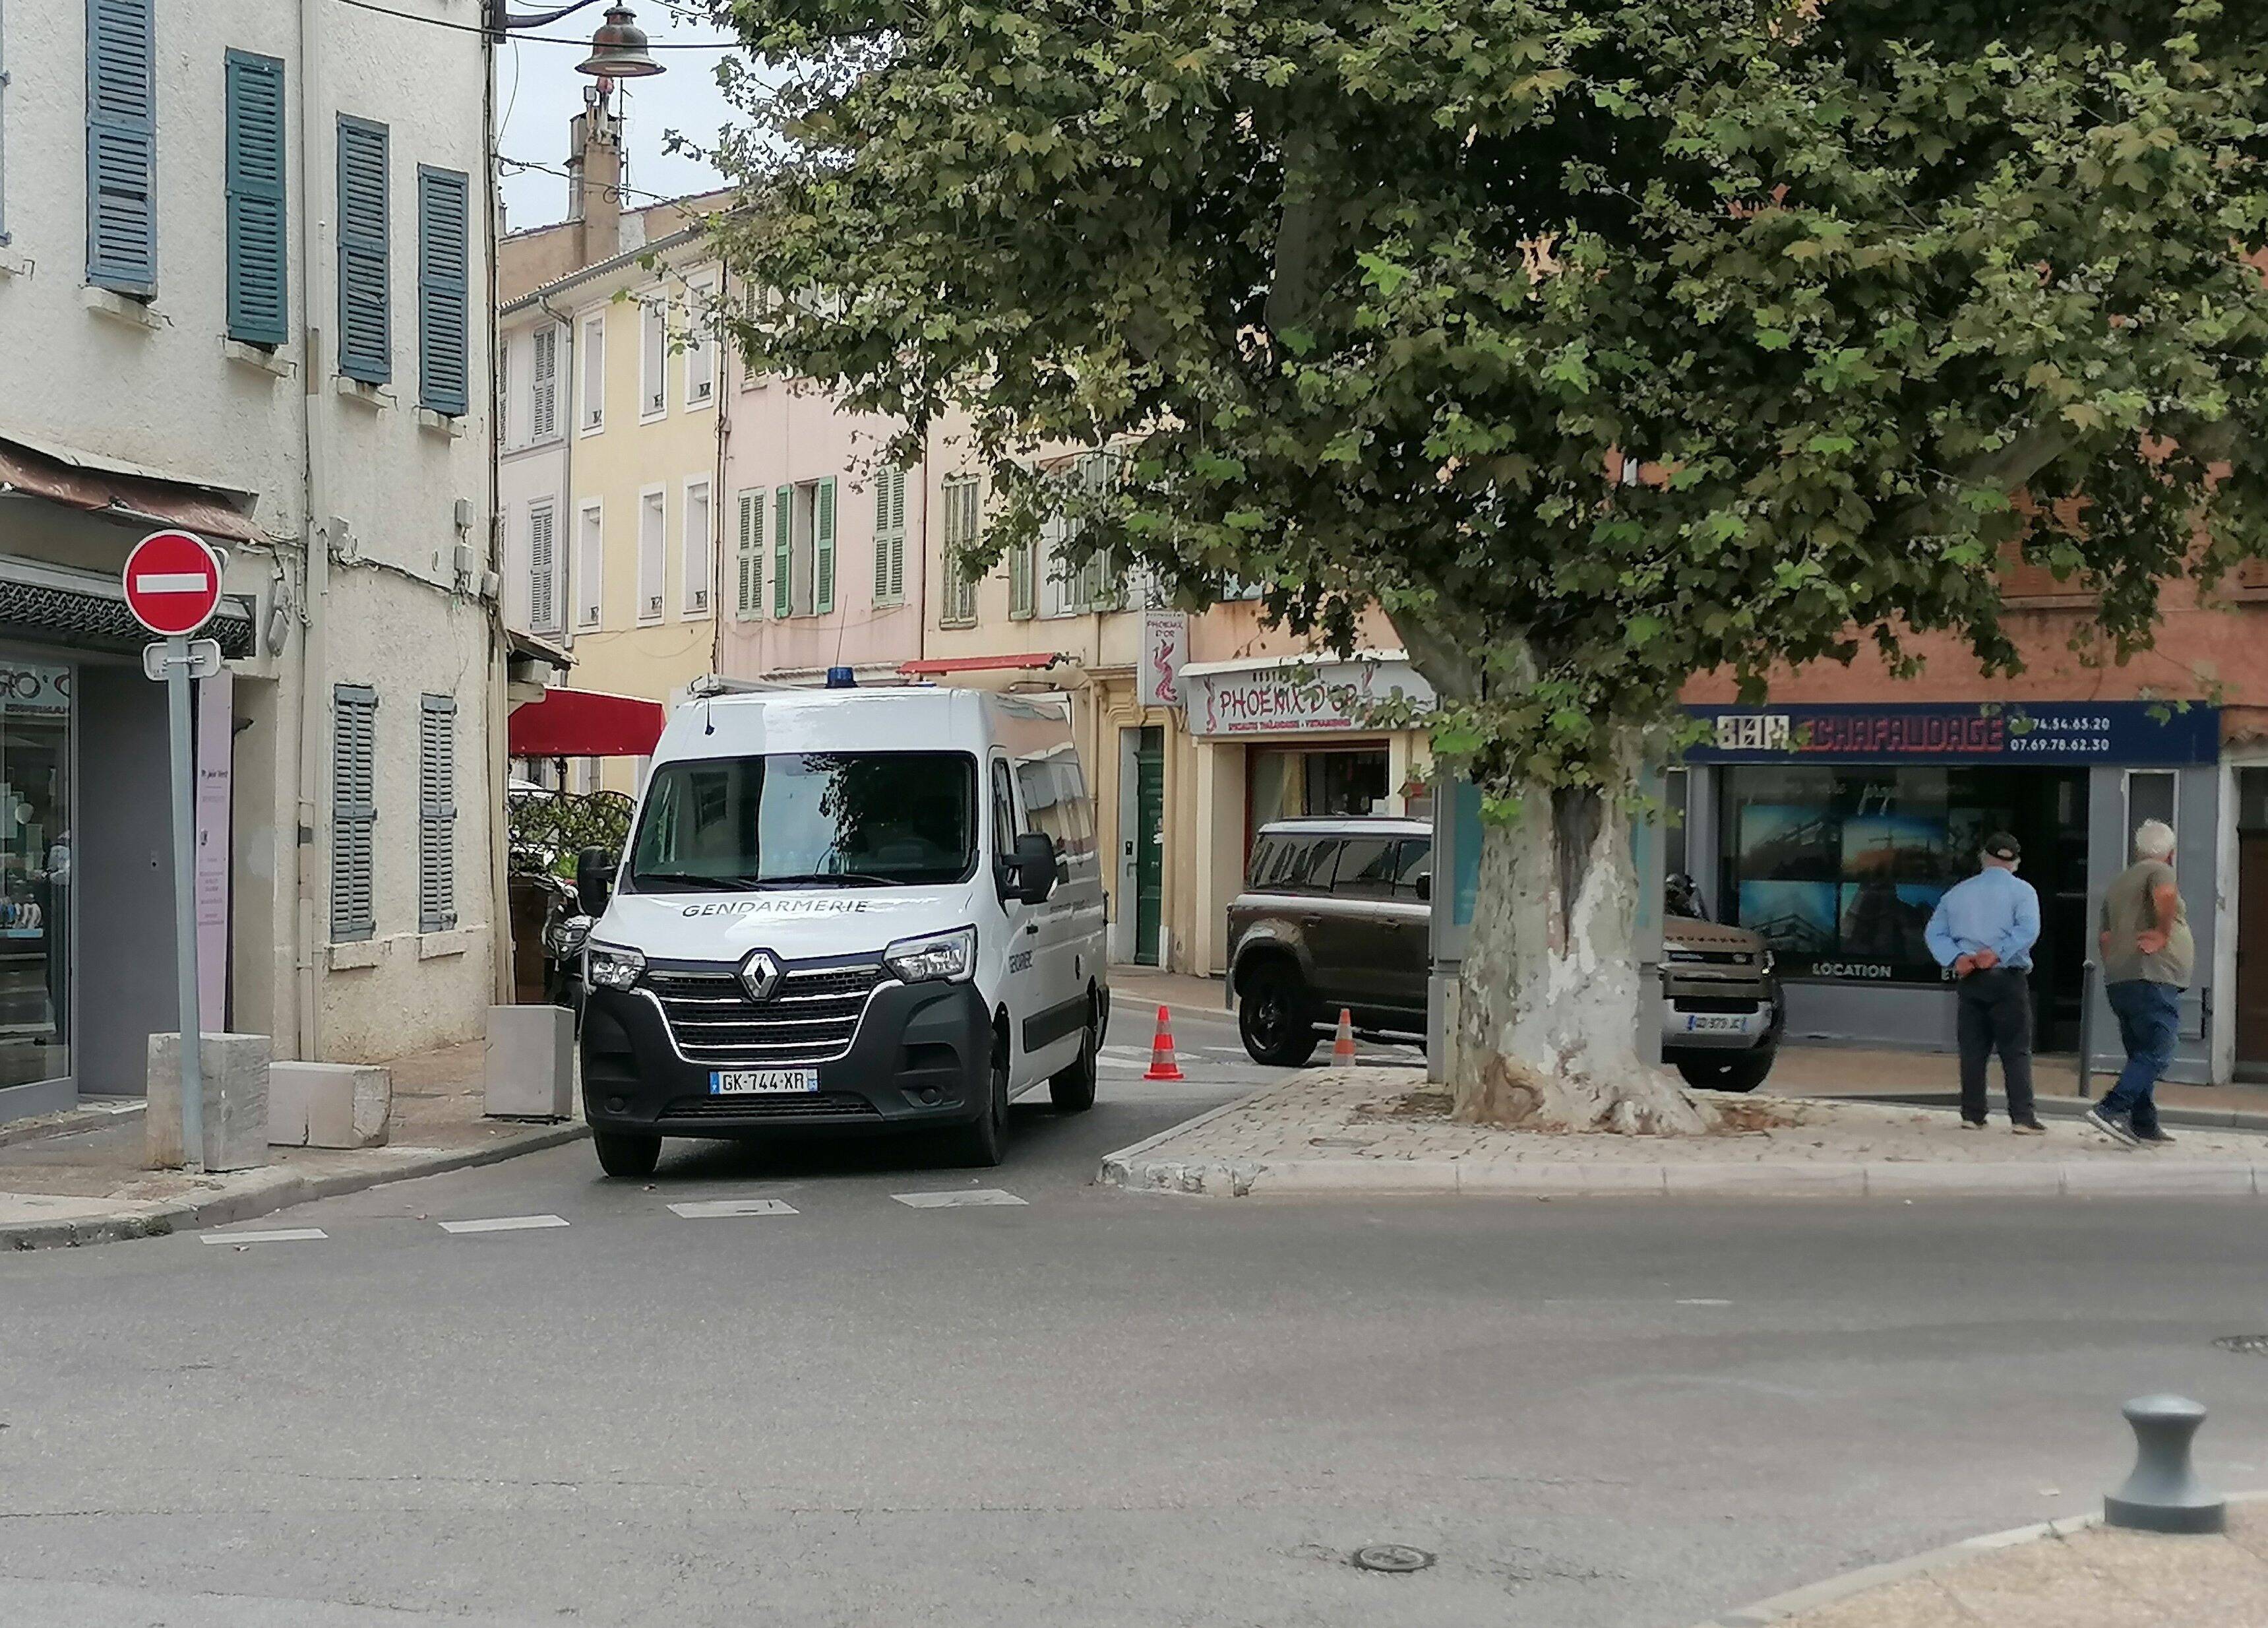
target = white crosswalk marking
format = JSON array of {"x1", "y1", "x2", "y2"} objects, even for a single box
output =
[
  {"x1": 667, "y1": 1199, "x2": 798, "y2": 1219},
  {"x1": 439, "y1": 1214, "x2": 570, "y2": 1234},
  {"x1": 201, "y1": 1228, "x2": 326, "y2": 1244},
  {"x1": 891, "y1": 1189, "x2": 1027, "y2": 1209}
]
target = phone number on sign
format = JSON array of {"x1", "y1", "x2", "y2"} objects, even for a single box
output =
[{"x1": 2008, "y1": 734, "x2": 2112, "y2": 753}]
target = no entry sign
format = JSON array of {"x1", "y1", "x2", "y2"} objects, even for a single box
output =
[{"x1": 123, "y1": 530, "x2": 224, "y2": 637}]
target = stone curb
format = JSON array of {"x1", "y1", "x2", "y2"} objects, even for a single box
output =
[
  {"x1": 2, "y1": 1121, "x2": 590, "y2": 1251},
  {"x1": 1827, "y1": 1092, "x2": 2268, "y2": 1136},
  {"x1": 1686, "y1": 1492, "x2": 2268, "y2": 1626}
]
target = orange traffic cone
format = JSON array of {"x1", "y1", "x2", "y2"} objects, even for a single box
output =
[
  {"x1": 1143, "y1": 1005, "x2": 1185, "y2": 1081},
  {"x1": 1332, "y1": 1008, "x2": 1357, "y2": 1068}
]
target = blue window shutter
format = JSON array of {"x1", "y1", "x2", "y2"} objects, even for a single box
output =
[
  {"x1": 416, "y1": 166, "x2": 470, "y2": 416},
  {"x1": 84, "y1": 0, "x2": 156, "y2": 294},
  {"x1": 224, "y1": 51, "x2": 288, "y2": 347},
  {"x1": 330, "y1": 685, "x2": 378, "y2": 943},
  {"x1": 336, "y1": 117, "x2": 390, "y2": 383}
]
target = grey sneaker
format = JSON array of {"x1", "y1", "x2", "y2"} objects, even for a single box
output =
[
  {"x1": 2010, "y1": 1120, "x2": 2046, "y2": 1136},
  {"x1": 2085, "y1": 1106, "x2": 2139, "y2": 1146},
  {"x1": 2133, "y1": 1126, "x2": 2176, "y2": 1147}
]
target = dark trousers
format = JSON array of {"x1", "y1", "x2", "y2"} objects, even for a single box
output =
[
  {"x1": 2102, "y1": 979, "x2": 2180, "y2": 1138},
  {"x1": 1957, "y1": 967, "x2": 2035, "y2": 1124}
]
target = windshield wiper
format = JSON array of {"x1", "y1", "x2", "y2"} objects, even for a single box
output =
[
  {"x1": 629, "y1": 871, "x2": 766, "y2": 892},
  {"x1": 753, "y1": 871, "x2": 904, "y2": 889}
]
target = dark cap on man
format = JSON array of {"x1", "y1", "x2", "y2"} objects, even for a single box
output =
[{"x1": 1983, "y1": 832, "x2": 2022, "y2": 863}]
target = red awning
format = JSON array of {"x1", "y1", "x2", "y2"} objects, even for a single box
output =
[
  {"x1": 898, "y1": 652, "x2": 1068, "y2": 675},
  {"x1": 508, "y1": 687, "x2": 667, "y2": 758}
]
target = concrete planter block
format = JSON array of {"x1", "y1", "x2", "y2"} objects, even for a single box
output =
[
  {"x1": 147, "y1": 1032, "x2": 271, "y2": 1172},
  {"x1": 485, "y1": 1005, "x2": 575, "y2": 1120},
  {"x1": 268, "y1": 1062, "x2": 392, "y2": 1149}
]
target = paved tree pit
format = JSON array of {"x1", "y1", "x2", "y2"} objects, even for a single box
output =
[
  {"x1": 2213, "y1": 1335, "x2": 2268, "y2": 1356},
  {"x1": 1352, "y1": 1544, "x2": 1436, "y2": 1574}
]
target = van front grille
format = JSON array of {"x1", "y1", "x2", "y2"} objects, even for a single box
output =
[
  {"x1": 658, "y1": 1092, "x2": 882, "y2": 1122},
  {"x1": 642, "y1": 962, "x2": 890, "y2": 1067}
]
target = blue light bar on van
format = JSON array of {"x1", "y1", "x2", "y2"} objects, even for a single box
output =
[{"x1": 825, "y1": 666, "x2": 856, "y2": 689}]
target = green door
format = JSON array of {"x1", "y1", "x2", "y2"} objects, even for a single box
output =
[{"x1": 1134, "y1": 726, "x2": 1165, "y2": 965}]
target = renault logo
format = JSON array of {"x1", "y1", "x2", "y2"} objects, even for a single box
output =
[{"x1": 737, "y1": 949, "x2": 783, "y2": 1002}]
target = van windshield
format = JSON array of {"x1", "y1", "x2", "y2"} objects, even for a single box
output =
[{"x1": 626, "y1": 751, "x2": 979, "y2": 891}]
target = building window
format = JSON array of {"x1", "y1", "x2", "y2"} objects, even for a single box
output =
[
  {"x1": 526, "y1": 499, "x2": 557, "y2": 635},
  {"x1": 770, "y1": 478, "x2": 838, "y2": 617},
  {"x1": 223, "y1": 50, "x2": 288, "y2": 346},
  {"x1": 734, "y1": 489, "x2": 764, "y2": 619},
  {"x1": 871, "y1": 466, "x2": 907, "y2": 606},
  {"x1": 336, "y1": 115, "x2": 390, "y2": 383},
  {"x1": 1041, "y1": 451, "x2": 1119, "y2": 617},
  {"x1": 416, "y1": 166, "x2": 471, "y2": 416},
  {"x1": 528, "y1": 322, "x2": 559, "y2": 439},
  {"x1": 940, "y1": 476, "x2": 981, "y2": 625},
  {"x1": 576, "y1": 501, "x2": 603, "y2": 629},
  {"x1": 682, "y1": 480, "x2": 712, "y2": 615},
  {"x1": 2125, "y1": 770, "x2": 2178, "y2": 848},
  {"x1": 580, "y1": 312, "x2": 605, "y2": 431},
  {"x1": 330, "y1": 685, "x2": 378, "y2": 943},
  {"x1": 683, "y1": 276, "x2": 716, "y2": 407},
  {"x1": 639, "y1": 297, "x2": 667, "y2": 418},
  {"x1": 637, "y1": 488, "x2": 666, "y2": 623},
  {"x1": 417, "y1": 695, "x2": 458, "y2": 933},
  {"x1": 86, "y1": 0, "x2": 157, "y2": 294}
]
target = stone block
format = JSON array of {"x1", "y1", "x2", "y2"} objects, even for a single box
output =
[
  {"x1": 267, "y1": 1062, "x2": 391, "y2": 1149},
  {"x1": 485, "y1": 1004, "x2": 575, "y2": 1120},
  {"x1": 147, "y1": 1032, "x2": 270, "y2": 1172}
]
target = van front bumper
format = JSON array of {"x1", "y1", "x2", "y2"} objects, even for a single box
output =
[{"x1": 580, "y1": 978, "x2": 991, "y2": 1138}]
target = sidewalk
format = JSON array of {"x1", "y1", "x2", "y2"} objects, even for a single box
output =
[
  {"x1": 1100, "y1": 1068, "x2": 2268, "y2": 1199},
  {"x1": 1769, "y1": 1046, "x2": 2268, "y2": 1131},
  {"x1": 1698, "y1": 1501, "x2": 2268, "y2": 1626},
  {"x1": 1, "y1": 1041, "x2": 586, "y2": 1250},
  {"x1": 1108, "y1": 965, "x2": 1227, "y2": 1015}
]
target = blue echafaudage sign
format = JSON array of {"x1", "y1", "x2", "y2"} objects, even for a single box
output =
[{"x1": 1684, "y1": 701, "x2": 2220, "y2": 767}]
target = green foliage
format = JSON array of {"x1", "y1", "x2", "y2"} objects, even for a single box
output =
[{"x1": 703, "y1": 0, "x2": 2268, "y2": 797}]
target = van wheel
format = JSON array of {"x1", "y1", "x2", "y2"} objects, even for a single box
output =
[
  {"x1": 955, "y1": 1028, "x2": 1010, "y2": 1167},
  {"x1": 1050, "y1": 995, "x2": 1099, "y2": 1112},
  {"x1": 1675, "y1": 1051, "x2": 1775, "y2": 1094},
  {"x1": 1239, "y1": 962, "x2": 1320, "y2": 1067},
  {"x1": 593, "y1": 1129, "x2": 661, "y2": 1178}
]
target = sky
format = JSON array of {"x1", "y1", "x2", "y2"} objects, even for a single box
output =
[{"x1": 495, "y1": 4, "x2": 748, "y2": 230}]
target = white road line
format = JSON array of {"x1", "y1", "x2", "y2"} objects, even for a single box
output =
[
  {"x1": 890, "y1": 1189, "x2": 1028, "y2": 1209},
  {"x1": 1676, "y1": 1298, "x2": 1733, "y2": 1307},
  {"x1": 438, "y1": 1214, "x2": 570, "y2": 1234},
  {"x1": 200, "y1": 1228, "x2": 326, "y2": 1244},
  {"x1": 667, "y1": 1199, "x2": 798, "y2": 1219},
  {"x1": 1099, "y1": 1047, "x2": 1154, "y2": 1067}
]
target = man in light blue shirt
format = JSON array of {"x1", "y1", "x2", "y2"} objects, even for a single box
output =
[{"x1": 1924, "y1": 832, "x2": 2044, "y2": 1133}]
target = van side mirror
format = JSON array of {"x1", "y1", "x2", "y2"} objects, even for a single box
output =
[
  {"x1": 576, "y1": 846, "x2": 617, "y2": 916},
  {"x1": 1007, "y1": 832, "x2": 1058, "y2": 906}
]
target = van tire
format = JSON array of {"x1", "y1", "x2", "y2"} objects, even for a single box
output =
[
  {"x1": 1239, "y1": 961, "x2": 1320, "y2": 1067},
  {"x1": 593, "y1": 1129, "x2": 661, "y2": 1179},
  {"x1": 1050, "y1": 995, "x2": 1099, "y2": 1112},
  {"x1": 1674, "y1": 1050, "x2": 1776, "y2": 1094},
  {"x1": 955, "y1": 1029, "x2": 1010, "y2": 1167}
]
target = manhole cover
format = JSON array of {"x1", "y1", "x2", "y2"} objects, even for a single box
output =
[
  {"x1": 1353, "y1": 1544, "x2": 1436, "y2": 1574},
  {"x1": 2215, "y1": 1335, "x2": 2268, "y2": 1356}
]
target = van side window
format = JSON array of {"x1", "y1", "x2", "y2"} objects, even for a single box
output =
[{"x1": 990, "y1": 760, "x2": 1018, "y2": 861}]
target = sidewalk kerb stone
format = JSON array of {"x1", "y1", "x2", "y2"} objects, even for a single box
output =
[
  {"x1": 1665, "y1": 1163, "x2": 1868, "y2": 1198},
  {"x1": 2058, "y1": 1160, "x2": 2257, "y2": 1197},
  {"x1": 1864, "y1": 1161, "x2": 2065, "y2": 1196},
  {"x1": 1254, "y1": 1158, "x2": 1461, "y2": 1195}
]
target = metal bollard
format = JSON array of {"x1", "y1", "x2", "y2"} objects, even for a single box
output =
[{"x1": 2104, "y1": 1394, "x2": 2225, "y2": 1534}]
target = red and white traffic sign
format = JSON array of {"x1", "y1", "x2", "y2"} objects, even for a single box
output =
[{"x1": 123, "y1": 530, "x2": 224, "y2": 637}]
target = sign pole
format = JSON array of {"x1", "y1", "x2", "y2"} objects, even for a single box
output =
[{"x1": 165, "y1": 635, "x2": 204, "y2": 1172}]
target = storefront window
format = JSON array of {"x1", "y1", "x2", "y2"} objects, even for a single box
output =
[
  {"x1": 1249, "y1": 746, "x2": 1390, "y2": 832},
  {"x1": 0, "y1": 660, "x2": 69, "y2": 1089}
]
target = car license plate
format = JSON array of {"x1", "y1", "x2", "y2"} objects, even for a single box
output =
[
  {"x1": 1683, "y1": 1014, "x2": 1753, "y2": 1035},
  {"x1": 708, "y1": 1069, "x2": 819, "y2": 1096}
]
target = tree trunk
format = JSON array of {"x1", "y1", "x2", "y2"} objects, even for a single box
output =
[{"x1": 1450, "y1": 780, "x2": 1713, "y2": 1135}]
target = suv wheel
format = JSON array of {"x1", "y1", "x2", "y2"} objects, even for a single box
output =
[
  {"x1": 1239, "y1": 962, "x2": 1320, "y2": 1067},
  {"x1": 1675, "y1": 1050, "x2": 1775, "y2": 1094}
]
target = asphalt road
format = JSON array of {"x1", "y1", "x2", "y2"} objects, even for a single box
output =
[{"x1": 7, "y1": 996, "x2": 2268, "y2": 1628}]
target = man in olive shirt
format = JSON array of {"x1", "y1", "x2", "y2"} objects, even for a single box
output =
[{"x1": 2086, "y1": 819, "x2": 2193, "y2": 1146}]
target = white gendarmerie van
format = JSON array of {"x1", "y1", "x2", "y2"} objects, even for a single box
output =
[{"x1": 575, "y1": 687, "x2": 1108, "y2": 1176}]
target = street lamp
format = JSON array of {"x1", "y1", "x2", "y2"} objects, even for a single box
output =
[{"x1": 483, "y1": 1, "x2": 665, "y2": 78}]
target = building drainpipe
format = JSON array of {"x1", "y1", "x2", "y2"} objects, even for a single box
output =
[
  {"x1": 484, "y1": 32, "x2": 513, "y2": 1005},
  {"x1": 294, "y1": 0, "x2": 332, "y2": 1063},
  {"x1": 710, "y1": 266, "x2": 729, "y2": 677}
]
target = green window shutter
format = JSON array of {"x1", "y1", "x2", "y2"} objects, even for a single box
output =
[
  {"x1": 872, "y1": 472, "x2": 893, "y2": 603},
  {"x1": 735, "y1": 489, "x2": 762, "y2": 619},
  {"x1": 336, "y1": 116, "x2": 390, "y2": 383},
  {"x1": 85, "y1": 0, "x2": 156, "y2": 294},
  {"x1": 873, "y1": 466, "x2": 907, "y2": 604},
  {"x1": 329, "y1": 685, "x2": 377, "y2": 943},
  {"x1": 888, "y1": 467, "x2": 907, "y2": 602},
  {"x1": 416, "y1": 166, "x2": 470, "y2": 415},
  {"x1": 224, "y1": 51, "x2": 286, "y2": 345},
  {"x1": 814, "y1": 476, "x2": 837, "y2": 615},
  {"x1": 772, "y1": 483, "x2": 792, "y2": 617},
  {"x1": 417, "y1": 695, "x2": 458, "y2": 933}
]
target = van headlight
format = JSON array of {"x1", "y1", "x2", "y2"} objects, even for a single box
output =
[
  {"x1": 883, "y1": 925, "x2": 975, "y2": 984},
  {"x1": 586, "y1": 942, "x2": 646, "y2": 991}
]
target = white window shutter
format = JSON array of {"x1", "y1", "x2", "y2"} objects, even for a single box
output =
[
  {"x1": 527, "y1": 501, "x2": 557, "y2": 633},
  {"x1": 531, "y1": 325, "x2": 558, "y2": 439},
  {"x1": 329, "y1": 686, "x2": 377, "y2": 942},
  {"x1": 417, "y1": 695, "x2": 458, "y2": 933}
]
